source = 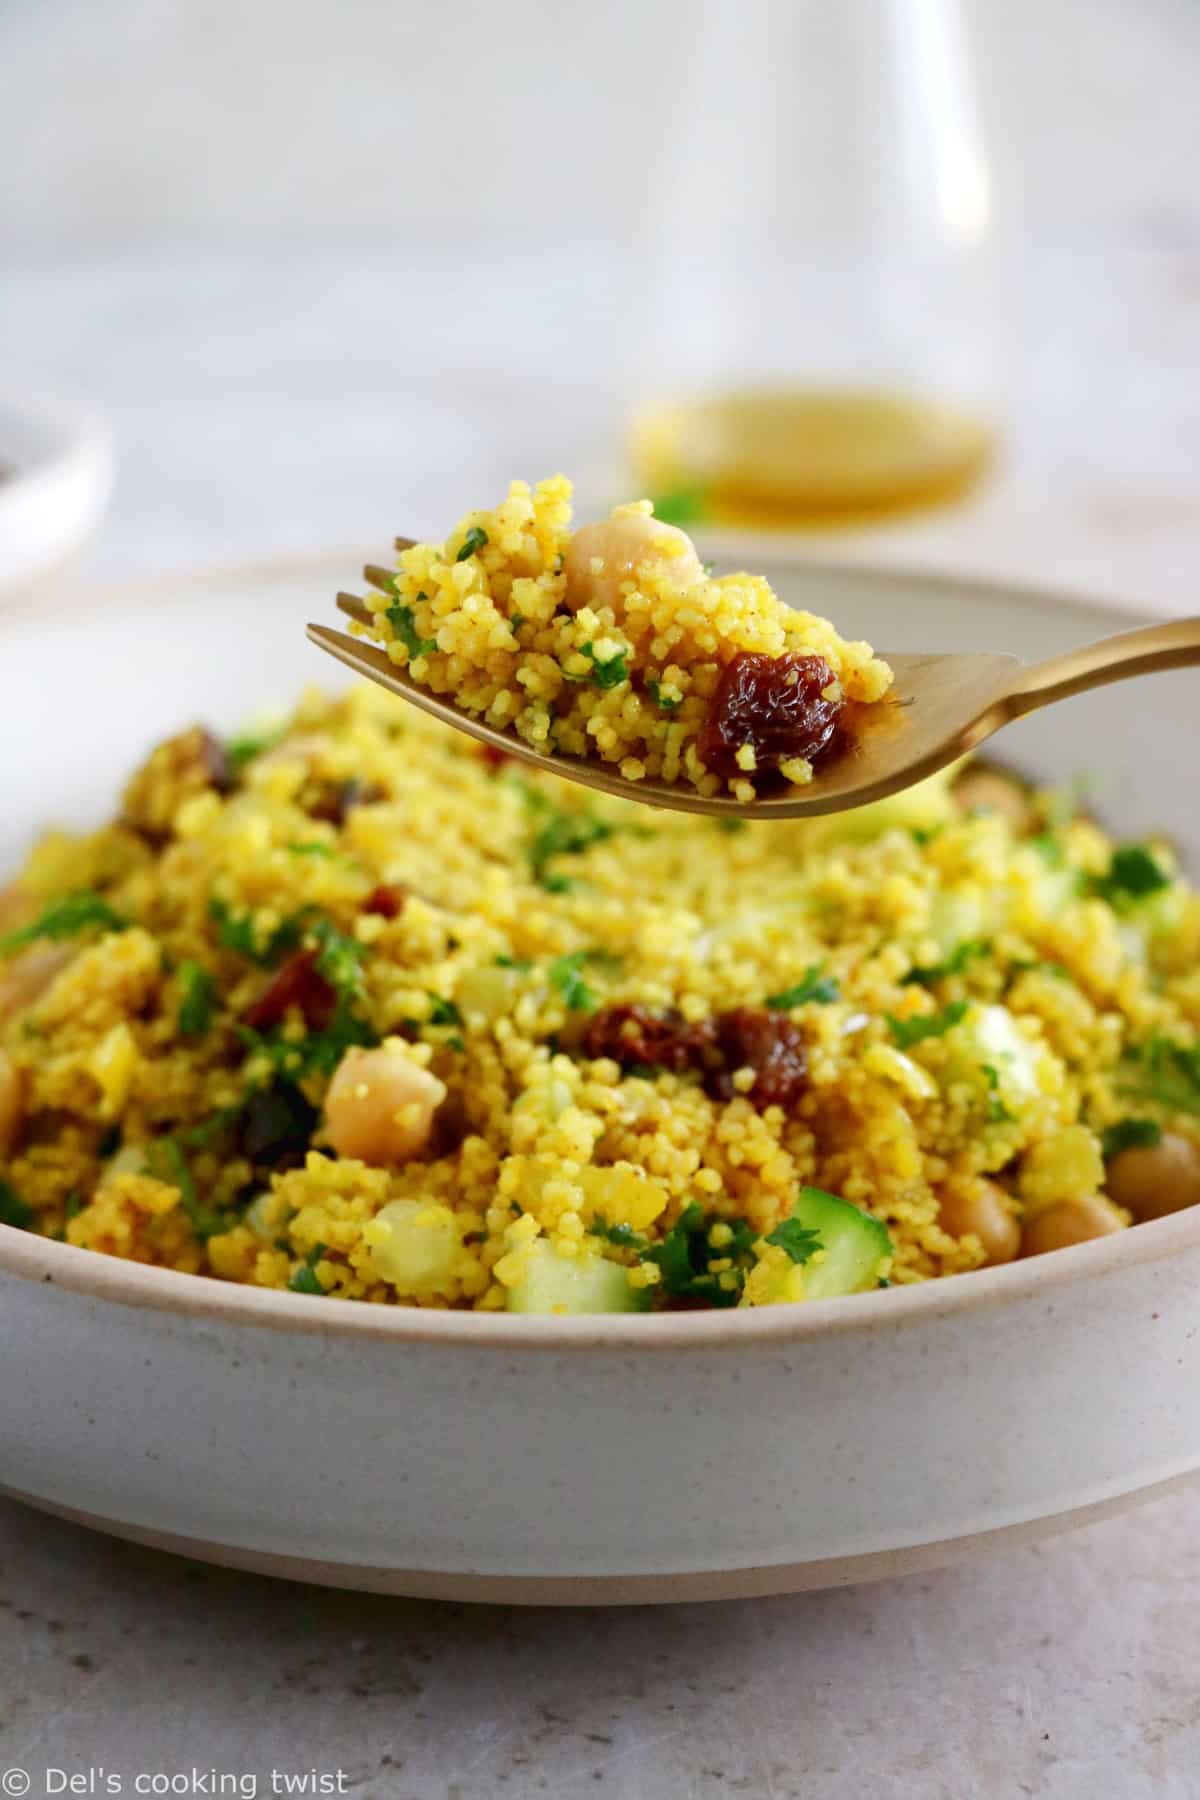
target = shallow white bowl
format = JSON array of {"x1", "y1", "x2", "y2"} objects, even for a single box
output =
[
  {"x1": 0, "y1": 385, "x2": 114, "y2": 596},
  {"x1": 1, "y1": 554, "x2": 1198, "y2": 1603}
]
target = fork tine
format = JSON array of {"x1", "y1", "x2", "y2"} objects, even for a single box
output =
[
  {"x1": 336, "y1": 591, "x2": 374, "y2": 626},
  {"x1": 363, "y1": 564, "x2": 397, "y2": 594}
]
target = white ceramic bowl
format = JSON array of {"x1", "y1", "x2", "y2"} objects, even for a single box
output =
[
  {"x1": 0, "y1": 385, "x2": 114, "y2": 597},
  {"x1": 2, "y1": 555, "x2": 1198, "y2": 1603}
]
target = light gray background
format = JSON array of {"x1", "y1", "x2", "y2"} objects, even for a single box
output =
[{"x1": 2, "y1": 2, "x2": 1200, "y2": 1794}]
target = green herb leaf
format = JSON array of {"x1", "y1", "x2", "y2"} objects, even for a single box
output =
[
  {"x1": 208, "y1": 897, "x2": 311, "y2": 967},
  {"x1": 510, "y1": 613, "x2": 527, "y2": 633},
  {"x1": 980, "y1": 1064, "x2": 1015, "y2": 1123},
  {"x1": 0, "y1": 890, "x2": 126, "y2": 956},
  {"x1": 886, "y1": 1000, "x2": 969, "y2": 1050},
  {"x1": 1028, "y1": 833, "x2": 1065, "y2": 867},
  {"x1": 520, "y1": 784, "x2": 616, "y2": 890},
  {"x1": 286, "y1": 841, "x2": 334, "y2": 859},
  {"x1": 226, "y1": 725, "x2": 285, "y2": 773},
  {"x1": 766, "y1": 965, "x2": 840, "y2": 1010},
  {"x1": 427, "y1": 994, "x2": 463, "y2": 1027},
  {"x1": 647, "y1": 678, "x2": 683, "y2": 712},
  {"x1": 309, "y1": 918, "x2": 367, "y2": 998},
  {"x1": 1119, "y1": 1035, "x2": 1200, "y2": 1118},
  {"x1": 1090, "y1": 845, "x2": 1171, "y2": 906},
  {"x1": 148, "y1": 1137, "x2": 230, "y2": 1240},
  {"x1": 288, "y1": 1242, "x2": 327, "y2": 1295},
  {"x1": 455, "y1": 525, "x2": 489, "y2": 562},
  {"x1": 568, "y1": 643, "x2": 630, "y2": 690},
  {"x1": 590, "y1": 1213, "x2": 646, "y2": 1250},
  {"x1": 649, "y1": 486, "x2": 707, "y2": 527},
  {"x1": 642, "y1": 1202, "x2": 756, "y2": 1307},
  {"x1": 385, "y1": 602, "x2": 438, "y2": 660},
  {"x1": 494, "y1": 953, "x2": 532, "y2": 971},
  {"x1": 715, "y1": 818, "x2": 747, "y2": 835},
  {"x1": 764, "y1": 1217, "x2": 823, "y2": 1263},
  {"x1": 902, "y1": 940, "x2": 987, "y2": 987},
  {"x1": 1101, "y1": 1117, "x2": 1164, "y2": 1159},
  {"x1": 0, "y1": 1178, "x2": 33, "y2": 1230},
  {"x1": 548, "y1": 951, "x2": 598, "y2": 1013},
  {"x1": 176, "y1": 960, "x2": 218, "y2": 1038}
]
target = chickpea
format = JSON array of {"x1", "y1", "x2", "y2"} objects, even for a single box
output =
[
  {"x1": 0, "y1": 1050, "x2": 22, "y2": 1157},
  {"x1": 952, "y1": 766, "x2": 1033, "y2": 833},
  {"x1": 0, "y1": 943, "x2": 74, "y2": 1025},
  {"x1": 1020, "y1": 1194, "x2": 1125, "y2": 1258},
  {"x1": 563, "y1": 509, "x2": 704, "y2": 615},
  {"x1": 937, "y1": 1175, "x2": 1020, "y2": 1265},
  {"x1": 1106, "y1": 1131, "x2": 1200, "y2": 1223},
  {"x1": 323, "y1": 1045, "x2": 446, "y2": 1166}
]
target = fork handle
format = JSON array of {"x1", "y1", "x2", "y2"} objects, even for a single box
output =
[{"x1": 1006, "y1": 615, "x2": 1200, "y2": 719}]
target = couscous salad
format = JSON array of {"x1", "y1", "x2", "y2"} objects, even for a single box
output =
[{"x1": 2, "y1": 689, "x2": 1199, "y2": 1313}]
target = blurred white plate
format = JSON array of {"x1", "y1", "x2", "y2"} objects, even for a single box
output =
[{"x1": 0, "y1": 385, "x2": 114, "y2": 597}]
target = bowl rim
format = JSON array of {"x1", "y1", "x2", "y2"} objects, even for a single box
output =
[{"x1": 0, "y1": 550, "x2": 1188, "y2": 1351}]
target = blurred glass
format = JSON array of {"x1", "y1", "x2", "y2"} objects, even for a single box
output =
[{"x1": 626, "y1": 0, "x2": 1003, "y2": 529}]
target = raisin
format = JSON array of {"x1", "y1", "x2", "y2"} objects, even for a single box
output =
[
  {"x1": 241, "y1": 949, "x2": 336, "y2": 1032},
  {"x1": 121, "y1": 725, "x2": 233, "y2": 840},
  {"x1": 362, "y1": 883, "x2": 406, "y2": 919},
  {"x1": 239, "y1": 1080, "x2": 318, "y2": 1167},
  {"x1": 308, "y1": 778, "x2": 384, "y2": 826},
  {"x1": 581, "y1": 1004, "x2": 699, "y2": 1072},
  {"x1": 700, "y1": 1007, "x2": 807, "y2": 1108},
  {"x1": 698, "y1": 652, "x2": 842, "y2": 783}
]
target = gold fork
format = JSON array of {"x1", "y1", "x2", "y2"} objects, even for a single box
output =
[{"x1": 308, "y1": 561, "x2": 1200, "y2": 819}]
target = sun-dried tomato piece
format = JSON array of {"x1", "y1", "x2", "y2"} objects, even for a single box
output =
[
  {"x1": 307, "y1": 778, "x2": 384, "y2": 826},
  {"x1": 698, "y1": 652, "x2": 842, "y2": 782},
  {"x1": 241, "y1": 948, "x2": 336, "y2": 1032}
]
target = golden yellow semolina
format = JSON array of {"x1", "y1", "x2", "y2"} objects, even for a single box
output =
[{"x1": 2, "y1": 681, "x2": 1198, "y2": 1313}]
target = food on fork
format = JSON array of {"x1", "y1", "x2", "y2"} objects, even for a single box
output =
[{"x1": 346, "y1": 476, "x2": 894, "y2": 800}]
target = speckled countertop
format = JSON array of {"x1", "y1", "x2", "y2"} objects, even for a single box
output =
[{"x1": 2, "y1": 247, "x2": 1200, "y2": 1798}]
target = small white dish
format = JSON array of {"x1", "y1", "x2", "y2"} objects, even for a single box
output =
[
  {"x1": 0, "y1": 384, "x2": 114, "y2": 597},
  {"x1": 1, "y1": 552, "x2": 1198, "y2": 1603}
]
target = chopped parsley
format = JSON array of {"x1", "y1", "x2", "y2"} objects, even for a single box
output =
[
  {"x1": 310, "y1": 917, "x2": 366, "y2": 997},
  {"x1": 902, "y1": 940, "x2": 987, "y2": 987},
  {"x1": 208, "y1": 896, "x2": 311, "y2": 966},
  {"x1": 548, "y1": 951, "x2": 598, "y2": 1013},
  {"x1": 288, "y1": 1243, "x2": 327, "y2": 1295},
  {"x1": 648, "y1": 486, "x2": 707, "y2": 527},
  {"x1": 176, "y1": 960, "x2": 218, "y2": 1038},
  {"x1": 0, "y1": 1178, "x2": 32, "y2": 1230},
  {"x1": 427, "y1": 994, "x2": 463, "y2": 1027},
  {"x1": 455, "y1": 525, "x2": 489, "y2": 562},
  {"x1": 64, "y1": 1191, "x2": 84, "y2": 1221},
  {"x1": 886, "y1": 1000, "x2": 969, "y2": 1050},
  {"x1": 518, "y1": 783, "x2": 616, "y2": 891},
  {"x1": 1028, "y1": 833, "x2": 1065, "y2": 867},
  {"x1": 495, "y1": 953, "x2": 532, "y2": 971},
  {"x1": 1101, "y1": 1117, "x2": 1163, "y2": 1159},
  {"x1": 1119, "y1": 1036, "x2": 1200, "y2": 1118},
  {"x1": 0, "y1": 890, "x2": 126, "y2": 955},
  {"x1": 981, "y1": 1064, "x2": 1015, "y2": 1123},
  {"x1": 286, "y1": 841, "x2": 335, "y2": 859},
  {"x1": 590, "y1": 1214, "x2": 646, "y2": 1250},
  {"x1": 148, "y1": 1137, "x2": 231, "y2": 1240},
  {"x1": 766, "y1": 965, "x2": 840, "y2": 1010},
  {"x1": 642, "y1": 1203, "x2": 757, "y2": 1307},
  {"x1": 385, "y1": 602, "x2": 438, "y2": 660},
  {"x1": 567, "y1": 643, "x2": 631, "y2": 690},
  {"x1": 236, "y1": 1001, "x2": 376, "y2": 1085},
  {"x1": 647, "y1": 678, "x2": 682, "y2": 712},
  {"x1": 764, "y1": 1217, "x2": 823, "y2": 1264},
  {"x1": 1090, "y1": 845, "x2": 1171, "y2": 906},
  {"x1": 510, "y1": 613, "x2": 527, "y2": 633},
  {"x1": 226, "y1": 725, "x2": 285, "y2": 772},
  {"x1": 715, "y1": 818, "x2": 747, "y2": 835}
]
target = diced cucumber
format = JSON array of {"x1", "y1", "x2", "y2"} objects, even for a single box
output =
[
  {"x1": 790, "y1": 1186, "x2": 893, "y2": 1299},
  {"x1": 506, "y1": 1240, "x2": 649, "y2": 1315}
]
